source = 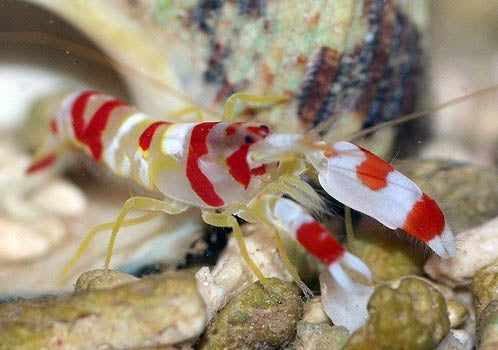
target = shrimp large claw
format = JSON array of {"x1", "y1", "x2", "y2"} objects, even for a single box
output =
[{"x1": 307, "y1": 141, "x2": 456, "y2": 259}]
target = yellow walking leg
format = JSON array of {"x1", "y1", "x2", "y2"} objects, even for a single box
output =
[
  {"x1": 59, "y1": 211, "x2": 160, "y2": 280},
  {"x1": 169, "y1": 106, "x2": 205, "y2": 122},
  {"x1": 202, "y1": 211, "x2": 270, "y2": 289},
  {"x1": 272, "y1": 229, "x2": 314, "y2": 298},
  {"x1": 104, "y1": 196, "x2": 188, "y2": 268},
  {"x1": 222, "y1": 92, "x2": 289, "y2": 120}
]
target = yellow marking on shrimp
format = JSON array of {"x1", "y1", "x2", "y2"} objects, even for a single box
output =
[{"x1": 149, "y1": 124, "x2": 181, "y2": 189}]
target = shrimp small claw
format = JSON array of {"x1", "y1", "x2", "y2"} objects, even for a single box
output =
[{"x1": 259, "y1": 196, "x2": 372, "y2": 291}]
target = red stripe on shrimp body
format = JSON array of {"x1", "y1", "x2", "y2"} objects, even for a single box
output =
[
  {"x1": 402, "y1": 193, "x2": 445, "y2": 242},
  {"x1": 26, "y1": 153, "x2": 57, "y2": 174},
  {"x1": 83, "y1": 99, "x2": 126, "y2": 160},
  {"x1": 226, "y1": 124, "x2": 271, "y2": 188},
  {"x1": 296, "y1": 221, "x2": 345, "y2": 265},
  {"x1": 356, "y1": 146, "x2": 394, "y2": 190},
  {"x1": 226, "y1": 143, "x2": 251, "y2": 189},
  {"x1": 71, "y1": 91, "x2": 97, "y2": 141},
  {"x1": 187, "y1": 122, "x2": 225, "y2": 207},
  {"x1": 50, "y1": 118, "x2": 58, "y2": 134},
  {"x1": 139, "y1": 121, "x2": 170, "y2": 151}
]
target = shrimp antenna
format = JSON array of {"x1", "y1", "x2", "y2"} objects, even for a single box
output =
[
  {"x1": 0, "y1": 31, "x2": 218, "y2": 115},
  {"x1": 345, "y1": 84, "x2": 498, "y2": 142},
  {"x1": 305, "y1": 84, "x2": 498, "y2": 141}
]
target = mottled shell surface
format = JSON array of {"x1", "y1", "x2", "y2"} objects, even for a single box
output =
[{"x1": 26, "y1": 0, "x2": 424, "y2": 141}]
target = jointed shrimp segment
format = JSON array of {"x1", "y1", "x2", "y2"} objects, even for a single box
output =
[{"x1": 28, "y1": 90, "x2": 456, "y2": 291}]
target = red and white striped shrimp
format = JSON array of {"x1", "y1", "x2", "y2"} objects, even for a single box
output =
[{"x1": 28, "y1": 89, "x2": 456, "y2": 291}]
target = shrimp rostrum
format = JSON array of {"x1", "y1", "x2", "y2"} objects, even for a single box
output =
[{"x1": 28, "y1": 90, "x2": 456, "y2": 291}]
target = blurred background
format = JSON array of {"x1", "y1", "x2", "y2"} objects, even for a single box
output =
[{"x1": 422, "y1": 0, "x2": 498, "y2": 166}]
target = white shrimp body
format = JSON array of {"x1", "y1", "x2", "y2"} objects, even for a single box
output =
[{"x1": 31, "y1": 91, "x2": 271, "y2": 208}]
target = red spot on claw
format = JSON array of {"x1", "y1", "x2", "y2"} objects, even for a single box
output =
[
  {"x1": 402, "y1": 193, "x2": 445, "y2": 242},
  {"x1": 356, "y1": 146, "x2": 394, "y2": 190}
]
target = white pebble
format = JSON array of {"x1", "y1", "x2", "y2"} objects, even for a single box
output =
[
  {"x1": 425, "y1": 216, "x2": 498, "y2": 287},
  {"x1": 32, "y1": 180, "x2": 87, "y2": 217}
]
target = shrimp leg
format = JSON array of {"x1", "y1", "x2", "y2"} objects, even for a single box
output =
[
  {"x1": 271, "y1": 227, "x2": 314, "y2": 298},
  {"x1": 222, "y1": 93, "x2": 289, "y2": 120},
  {"x1": 59, "y1": 211, "x2": 161, "y2": 280},
  {"x1": 104, "y1": 196, "x2": 189, "y2": 268},
  {"x1": 202, "y1": 211, "x2": 270, "y2": 289},
  {"x1": 169, "y1": 106, "x2": 205, "y2": 122}
]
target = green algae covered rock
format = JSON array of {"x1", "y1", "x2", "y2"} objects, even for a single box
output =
[
  {"x1": 472, "y1": 259, "x2": 498, "y2": 317},
  {"x1": 74, "y1": 269, "x2": 140, "y2": 291},
  {"x1": 345, "y1": 277, "x2": 450, "y2": 350},
  {"x1": 472, "y1": 261, "x2": 498, "y2": 350},
  {"x1": 0, "y1": 271, "x2": 206, "y2": 350},
  {"x1": 201, "y1": 278, "x2": 303, "y2": 350},
  {"x1": 348, "y1": 218, "x2": 425, "y2": 282},
  {"x1": 446, "y1": 299, "x2": 469, "y2": 329},
  {"x1": 478, "y1": 301, "x2": 498, "y2": 350},
  {"x1": 473, "y1": 260, "x2": 498, "y2": 349},
  {"x1": 294, "y1": 322, "x2": 349, "y2": 350}
]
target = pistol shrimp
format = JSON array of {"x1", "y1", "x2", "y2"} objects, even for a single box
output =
[{"x1": 27, "y1": 89, "x2": 458, "y2": 292}]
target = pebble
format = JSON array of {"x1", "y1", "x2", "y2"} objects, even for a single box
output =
[
  {"x1": 425, "y1": 216, "x2": 498, "y2": 287},
  {"x1": 347, "y1": 217, "x2": 425, "y2": 282},
  {"x1": 0, "y1": 271, "x2": 207, "y2": 349},
  {"x1": 477, "y1": 301, "x2": 498, "y2": 350},
  {"x1": 472, "y1": 259, "x2": 498, "y2": 317},
  {"x1": 196, "y1": 223, "x2": 293, "y2": 321},
  {"x1": 446, "y1": 299, "x2": 469, "y2": 329},
  {"x1": 437, "y1": 330, "x2": 474, "y2": 350},
  {"x1": 344, "y1": 277, "x2": 450, "y2": 350},
  {"x1": 200, "y1": 278, "x2": 302, "y2": 350},
  {"x1": 32, "y1": 179, "x2": 87, "y2": 218},
  {"x1": 293, "y1": 322, "x2": 349, "y2": 350},
  {"x1": 0, "y1": 216, "x2": 65, "y2": 261},
  {"x1": 74, "y1": 269, "x2": 140, "y2": 292},
  {"x1": 302, "y1": 296, "x2": 331, "y2": 325}
]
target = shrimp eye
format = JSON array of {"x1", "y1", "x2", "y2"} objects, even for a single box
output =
[
  {"x1": 259, "y1": 124, "x2": 269, "y2": 131},
  {"x1": 245, "y1": 135, "x2": 255, "y2": 144}
]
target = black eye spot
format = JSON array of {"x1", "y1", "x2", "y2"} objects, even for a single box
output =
[
  {"x1": 245, "y1": 135, "x2": 255, "y2": 144},
  {"x1": 259, "y1": 124, "x2": 269, "y2": 131}
]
